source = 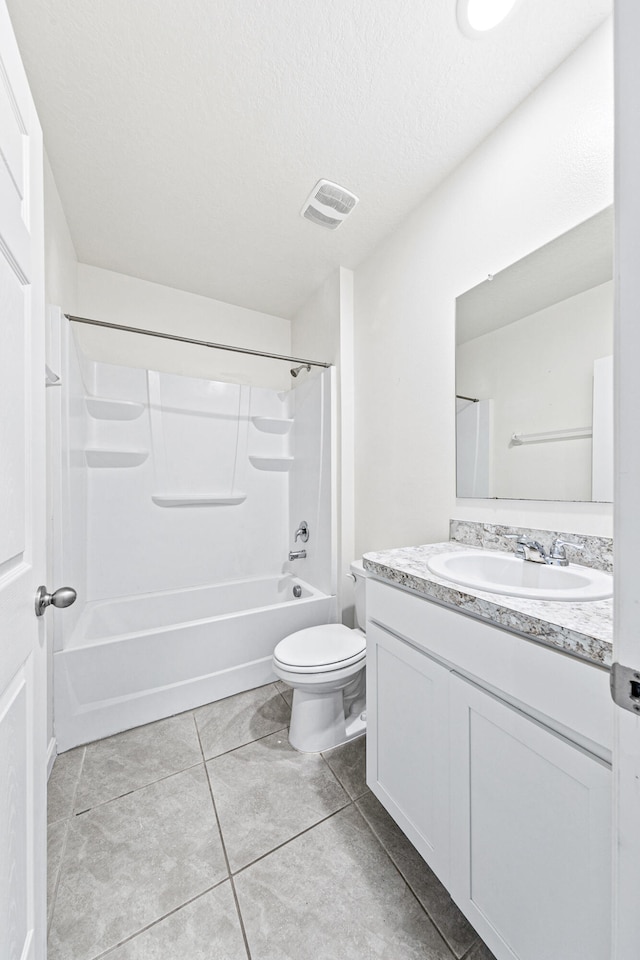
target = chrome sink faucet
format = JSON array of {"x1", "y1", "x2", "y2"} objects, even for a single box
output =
[
  {"x1": 506, "y1": 534, "x2": 584, "y2": 566},
  {"x1": 508, "y1": 536, "x2": 549, "y2": 563}
]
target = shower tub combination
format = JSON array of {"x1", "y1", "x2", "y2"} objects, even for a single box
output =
[
  {"x1": 51, "y1": 314, "x2": 336, "y2": 752},
  {"x1": 55, "y1": 575, "x2": 334, "y2": 751}
]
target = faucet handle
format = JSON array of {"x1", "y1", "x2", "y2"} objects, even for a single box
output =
[
  {"x1": 550, "y1": 537, "x2": 584, "y2": 554},
  {"x1": 294, "y1": 520, "x2": 310, "y2": 543},
  {"x1": 549, "y1": 538, "x2": 584, "y2": 566},
  {"x1": 552, "y1": 538, "x2": 583, "y2": 549}
]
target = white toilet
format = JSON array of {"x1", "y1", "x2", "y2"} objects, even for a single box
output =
[{"x1": 273, "y1": 560, "x2": 367, "y2": 753}]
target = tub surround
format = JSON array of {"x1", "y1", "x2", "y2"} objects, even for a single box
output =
[
  {"x1": 363, "y1": 533, "x2": 613, "y2": 667},
  {"x1": 52, "y1": 322, "x2": 336, "y2": 752}
]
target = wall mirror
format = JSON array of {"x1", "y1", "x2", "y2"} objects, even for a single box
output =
[{"x1": 455, "y1": 206, "x2": 613, "y2": 502}]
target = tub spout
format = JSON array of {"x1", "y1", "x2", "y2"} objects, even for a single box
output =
[{"x1": 289, "y1": 550, "x2": 307, "y2": 561}]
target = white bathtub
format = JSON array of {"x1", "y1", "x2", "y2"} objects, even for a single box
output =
[{"x1": 54, "y1": 575, "x2": 336, "y2": 751}]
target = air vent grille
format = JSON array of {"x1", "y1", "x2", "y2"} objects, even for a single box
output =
[
  {"x1": 303, "y1": 207, "x2": 342, "y2": 229},
  {"x1": 301, "y1": 179, "x2": 359, "y2": 230}
]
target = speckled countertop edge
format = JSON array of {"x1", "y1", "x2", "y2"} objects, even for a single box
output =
[{"x1": 363, "y1": 541, "x2": 613, "y2": 668}]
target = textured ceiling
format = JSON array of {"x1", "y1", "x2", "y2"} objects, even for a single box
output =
[{"x1": 8, "y1": 0, "x2": 612, "y2": 319}]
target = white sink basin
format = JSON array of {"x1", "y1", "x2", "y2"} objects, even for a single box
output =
[{"x1": 426, "y1": 550, "x2": 613, "y2": 602}]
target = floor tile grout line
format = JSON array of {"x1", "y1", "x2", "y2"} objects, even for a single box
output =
[
  {"x1": 318, "y1": 749, "x2": 362, "y2": 801},
  {"x1": 47, "y1": 746, "x2": 86, "y2": 933},
  {"x1": 69, "y1": 745, "x2": 87, "y2": 812},
  {"x1": 230, "y1": 799, "x2": 355, "y2": 879},
  {"x1": 90, "y1": 878, "x2": 231, "y2": 960},
  {"x1": 46, "y1": 817, "x2": 69, "y2": 940},
  {"x1": 459, "y1": 939, "x2": 484, "y2": 960},
  {"x1": 72, "y1": 757, "x2": 206, "y2": 816},
  {"x1": 353, "y1": 799, "x2": 462, "y2": 959},
  {"x1": 276, "y1": 688, "x2": 293, "y2": 710},
  {"x1": 201, "y1": 724, "x2": 291, "y2": 765},
  {"x1": 71, "y1": 719, "x2": 294, "y2": 818},
  {"x1": 60, "y1": 686, "x2": 290, "y2": 817},
  {"x1": 194, "y1": 713, "x2": 254, "y2": 960}
]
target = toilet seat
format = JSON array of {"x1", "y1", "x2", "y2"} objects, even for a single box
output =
[{"x1": 274, "y1": 624, "x2": 365, "y2": 675}]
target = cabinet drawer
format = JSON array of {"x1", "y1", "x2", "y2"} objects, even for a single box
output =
[{"x1": 367, "y1": 577, "x2": 612, "y2": 754}]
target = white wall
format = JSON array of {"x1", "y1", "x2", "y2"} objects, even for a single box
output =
[
  {"x1": 354, "y1": 21, "x2": 614, "y2": 555},
  {"x1": 292, "y1": 267, "x2": 356, "y2": 623},
  {"x1": 76, "y1": 265, "x2": 292, "y2": 390},
  {"x1": 457, "y1": 280, "x2": 613, "y2": 501},
  {"x1": 43, "y1": 161, "x2": 79, "y2": 754},
  {"x1": 44, "y1": 153, "x2": 78, "y2": 312}
]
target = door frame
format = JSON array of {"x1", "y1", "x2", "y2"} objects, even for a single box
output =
[{"x1": 612, "y1": 0, "x2": 640, "y2": 955}]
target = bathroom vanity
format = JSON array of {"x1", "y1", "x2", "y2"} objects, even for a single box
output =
[{"x1": 363, "y1": 532, "x2": 613, "y2": 960}]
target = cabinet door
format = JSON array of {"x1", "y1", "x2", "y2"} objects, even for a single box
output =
[
  {"x1": 449, "y1": 673, "x2": 611, "y2": 960},
  {"x1": 366, "y1": 621, "x2": 450, "y2": 883}
]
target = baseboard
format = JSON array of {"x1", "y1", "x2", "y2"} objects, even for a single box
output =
[{"x1": 46, "y1": 736, "x2": 57, "y2": 779}]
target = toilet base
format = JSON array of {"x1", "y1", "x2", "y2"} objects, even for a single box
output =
[{"x1": 287, "y1": 681, "x2": 366, "y2": 753}]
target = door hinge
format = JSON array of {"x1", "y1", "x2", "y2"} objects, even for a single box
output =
[{"x1": 610, "y1": 662, "x2": 640, "y2": 714}]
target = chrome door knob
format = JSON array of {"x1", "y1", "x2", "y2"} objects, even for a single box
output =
[{"x1": 35, "y1": 585, "x2": 77, "y2": 617}]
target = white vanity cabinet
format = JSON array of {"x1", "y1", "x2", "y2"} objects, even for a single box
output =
[
  {"x1": 366, "y1": 577, "x2": 612, "y2": 960},
  {"x1": 366, "y1": 620, "x2": 451, "y2": 882}
]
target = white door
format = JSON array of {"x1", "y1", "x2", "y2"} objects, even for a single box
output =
[
  {"x1": 0, "y1": 3, "x2": 47, "y2": 959},
  {"x1": 613, "y1": 2, "x2": 640, "y2": 956}
]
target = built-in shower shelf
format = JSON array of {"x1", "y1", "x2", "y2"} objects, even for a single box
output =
[
  {"x1": 85, "y1": 449, "x2": 149, "y2": 468},
  {"x1": 85, "y1": 397, "x2": 145, "y2": 420},
  {"x1": 151, "y1": 493, "x2": 247, "y2": 506},
  {"x1": 249, "y1": 456, "x2": 294, "y2": 471},
  {"x1": 251, "y1": 416, "x2": 294, "y2": 434}
]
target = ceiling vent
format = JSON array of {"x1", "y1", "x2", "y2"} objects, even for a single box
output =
[{"x1": 301, "y1": 179, "x2": 359, "y2": 230}]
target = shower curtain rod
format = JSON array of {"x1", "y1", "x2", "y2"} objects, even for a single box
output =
[{"x1": 65, "y1": 314, "x2": 333, "y2": 368}]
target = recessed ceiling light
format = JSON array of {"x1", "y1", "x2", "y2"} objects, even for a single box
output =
[{"x1": 457, "y1": 0, "x2": 520, "y2": 37}]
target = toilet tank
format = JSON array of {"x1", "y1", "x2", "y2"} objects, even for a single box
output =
[{"x1": 349, "y1": 560, "x2": 367, "y2": 630}]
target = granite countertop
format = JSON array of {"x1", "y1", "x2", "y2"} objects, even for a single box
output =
[{"x1": 363, "y1": 541, "x2": 613, "y2": 667}]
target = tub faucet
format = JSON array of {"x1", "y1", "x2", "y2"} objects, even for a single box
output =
[
  {"x1": 294, "y1": 520, "x2": 309, "y2": 542},
  {"x1": 289, "y1": 549, "x2": 307, "y2": 561}
]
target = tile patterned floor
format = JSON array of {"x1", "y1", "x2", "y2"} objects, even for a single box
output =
[{"x1": 47, "y1": 681, "x2": 497, "y2": 960}]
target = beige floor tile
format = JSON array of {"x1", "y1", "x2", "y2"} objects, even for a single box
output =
[
  {"x1": 48, "y1": 748, "x2": 85, "y2": 824},
  {"x1": 357, "y1": 792, "x2": 477, "y2": 958},
  {"x1": 103, "y1": 883, "x2": 247, "y2": 960},
  {"x1": 207, "y1": 731, "x2": 348, "y2": 871},
  {"x1": 322, "y1": 735, "x2": 367, "y2": 800},
  {"x1": 463, "y1": 938, "x2": 498, "y2": 960},
  {"x1": 47, "y1": 819, "x2": 68, "y2": 926},
  {"x1": 235, "y1": 805, "x2": 454, "y2": 960},
  {"x1": 48, "y1": 766, "x2": 227, "y2": 960},
  {"x1": 75, "y1": 711, "x2": 201, "y2": 812},
  {"x1": 194, "y1": 683, "x2": 290, "y2": 759},
  {"x1": 273, "y1": 679, "x2": 293, "y2": 707}
]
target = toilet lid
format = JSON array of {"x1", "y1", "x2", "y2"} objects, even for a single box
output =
[{"x1": 274, "y1": 624, "x2": 365, "y2": 671}]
